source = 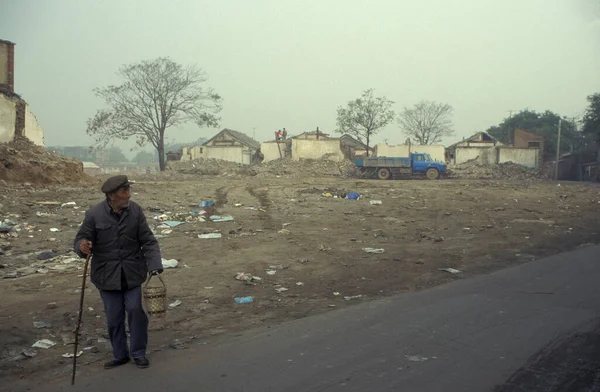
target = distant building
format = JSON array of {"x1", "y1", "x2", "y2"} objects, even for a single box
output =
[
  {"x1": 82, "y1": 161, "x2": 102, "y2": 175},
  {"x1": 180, "y1": 128, "x2": 261, "y2": 165},
  {"x1": 513, "y1": 128, "x2": 544, "y2": 160}
]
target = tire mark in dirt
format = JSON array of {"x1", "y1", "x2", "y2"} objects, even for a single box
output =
[{"x1": 246, "y1": 185, "x2": 278, "y2": 230}]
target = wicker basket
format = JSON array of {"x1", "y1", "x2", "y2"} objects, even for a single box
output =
[{"x1": 142, "y1": 274, "x2": 166, "y2": 317}]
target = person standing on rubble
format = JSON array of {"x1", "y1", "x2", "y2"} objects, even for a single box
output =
[
  {"x1": 282, "y1": 128, "x2": 288, "y2": 140},
  {"x1": 73, "y1": 175, "x2": 163, "y2": 370},
  {"x1": 275, "y1": 130, "x2": 282, "y2": 140}
]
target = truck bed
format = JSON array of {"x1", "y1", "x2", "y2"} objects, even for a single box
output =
[{"x1": 355, "y1": 156, "x2": 412, "y2": 168}]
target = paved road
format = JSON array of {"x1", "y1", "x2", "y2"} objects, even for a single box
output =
[{"x1": 46, "y1": 245, "x2": 600, "y2": 392}]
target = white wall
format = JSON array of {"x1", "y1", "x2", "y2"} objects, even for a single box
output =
[
  {"x1": 374, "y1": 144, "x2": 445, "y2": 162},
  {"x1": 0, "y1": 94, "x2": 16, "y2": 143},
  {"x1": 498, "y1": 148, "x2": 539, "y2": 168},
  {"x1": 291, "y1": 139, "x2": 344, "y2": 161},
  {"x1": 455, "y1": 147, "x2": 496, "y2": 164},
  {"x1": 24, "y1": 105, "x2": 44, "y2": 146},
  {"x1": 261, "y1": 142, "x2": 286, "y2": 162},
  {"x1": 181, "y1": 145, "x2": 248, "y2": 164}
]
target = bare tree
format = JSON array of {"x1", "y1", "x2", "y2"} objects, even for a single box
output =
[
  {"x1": 335, "y1": 89, "x2": 395, "y2": 156},
  {"x1": 398, "y1": 101, "x2": 454, "y2": 145},
  {"x1": 87, "y1": 57, "x2": 222, "y2": 171}
]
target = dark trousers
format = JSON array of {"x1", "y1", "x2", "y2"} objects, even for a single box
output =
[{"x1": 99, "y1": 286, "x2": 148, "y2": 360}]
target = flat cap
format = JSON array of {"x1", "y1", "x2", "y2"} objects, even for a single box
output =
[{"x1": 101, "y1": 175, "x2": 134, "y2": 194}]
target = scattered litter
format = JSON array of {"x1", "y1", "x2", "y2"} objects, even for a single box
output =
[
  {"x1": 369, "y1": 200, "x2": 383, "y2": 205},
  {"x1": 199, "y1": 201, "x2": 214, "y2": 208},
  {"x1": 163, "y1": 221, "x2": 185, "y2": 227},
  {"x1": 344, "y1": 295, "x2": 365, "y2": 300},
  {"x1": 32, "y1": 339, "x2": 57, "y2": 349},
  {"x1": 162, "y1": 229, "x2": 173, "y2": 235},
  {"x1": 234, "y1": 203, "x2": 243, "y2": 207},
  {"x1": 38, "y1": 251, "x2": 57, "y2": 260},
  {"x1": 198, "y1": 233, "x2": 222, "y2": 239},
  {"x1": 265, "y1": 270, "x2": 277, "y2": 276},
  {"x1": 439, "y1": 268, "x2": 462, "y2": 274},
  {"x1": 296, "y1": 282, "x2": 304, "y2": 286},
  {"x1": 33, "y1": 321, "x2": 50, "y2": 329},
  {"x1": 362, "y1": 248, "x2": 385, "y2": 254},
  {"x1": 36, "y1": 212, "x2": 56, "y2": 217},
  {"x1": 204, "y1": 286, "x2": 213, "y2": 290},
  {"x1": 46, "y1": 302, "x2": 57, "y2": 309},
  {"x1": 275, "y1": 287, "x2": 289, "y2": 293},
  {"x1": 234, "y1": 296, "x2": 254, "y2": 304},
  {"x1": 210, "y1": 215, "x2": 234, "y2": 223},
  {"x1": 406, "y1": 355, "x2": 429, "y2": 362},
  {"x1": 297, "y1": 258, "x2": 310, "y2": 264},
  {"x1": 333, "y1": 292, "x2": 340, "y2": 296},
  {"x1": 169, "y1": 339, "x2": 190, "y2": 350},
  {"x1": 161, "y1": 259, "x2": 179, "y2": 269},
  {"x1": 278, "y1": 229, "x2": 291, "y2": 235},
  {"x1": 21, "y1": 349, "x2": 37, "y2": 358},
  {"x1": 235, "y1": 272, "x2": 262, "y2": 284},
  {"x1": 319, "y1": 244, "x2": 332, "y2": 252},
  {"x1": 61, "y1": 202, "x2": 77, "y2": 208},
  {"x1": 62, "y1": 351, "x2": 83, "y2": 358},
  {"x1": 346, "y1": 192, "x2": 361, "y2": 200},
  {"x1": 168, "y1": 300, "x2": 182, "y2": 309},
  {"x1": 49, "y1": 228, "x2": 61, "y2": 232}
]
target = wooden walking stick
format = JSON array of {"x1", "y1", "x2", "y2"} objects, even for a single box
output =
[{"x1": 72, "y1": 252, "x2": 91, "y2": 386}]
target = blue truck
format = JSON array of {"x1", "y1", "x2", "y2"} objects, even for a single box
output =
[{"x1": 354, "y1": 153, "x2": 447, "y2": 180}]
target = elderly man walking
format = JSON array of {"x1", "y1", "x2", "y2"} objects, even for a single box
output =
[{"x1": 74, "y1": 175, "x2": 163, "y2": 369}]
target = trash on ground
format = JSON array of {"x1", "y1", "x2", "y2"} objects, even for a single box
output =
[
  {"x1": 234, "y1": 203, "x2": 243, "y2": 207},
  {"x1": 38, "y1": 251, "x2": 57, "y2": 260},
  {"x1": 234, "y1": 296, "x2": 254, "y2": 304},
  {"x1": 296, "y1": 282, "x2": 304, "y2": 286},
  {"x1": 163, "y1": 221, "x2": 185, "y2": 227},
  {"x1": 198, "y1": 233, "x2": 222, "y2": 239},
  {"x1": 33, "y1": 321, "x2": 50, "y2": 329},
  {"x1": 438, "y1": 268, "x2": 462, "y2": 274},
  {"x1": 265, "y1": 270, "x2": 277, "y2": 276},
  {"x1": 162, "y1": 229, "x2": 173, "y2": 235},
  {"x1": 275, "y1": 287, "x2": 289, "y2": 293},
  {"x1": 346, "y1": 192, "x2": 361, "y2": 200},
  {"x1": 322, "y1": 192, "x2": 333, "y2": 198},
  {"x1": 200, "y1": 201, "x2": 214, "y2": 208},
  {"x1": 278, "y1": 229, "x2": 291, "y2": 235},
  {"x1": 32, "y1": 339, "x2": 57, "y2": 349},
  {"x1": 62, "y1": 351, "x2": 83, "y2": 358},
  {"x1": 161, "y1": 259, "x2": 178, "y2": 269},
  {"x1": 210, "y1": 215, "x2": 234, "y2": 223},
  {"x1": 405, "y1": 355, "x2": 429, "y2": 362},
  {"x1": 333, "y1": 292, "x2": 340, "y2": 296},
  {"x1": 235, "y1": 272, "x2": 262, "y2": 284},
  {"x1": 344, "y1": 295, "x2": 365, "y2": 300},
  {"x1": 168, "y1": 300, "x2": 182, "y2": 309},
  {"x1": 21, "y1": 349, "x2": 37, "y2": 358},
  {"x1": 362, "y1": 248, "x2": 385, "y2": 254},
  {"x1": 61, "y1": 202, "x2": 77, "y2": 208},
  {"x1": 369, "y1": 200, "x2": 383, "y2": 205},
  {"x1": 49, "y1": 228, "x2": 60, "y2": 232}
]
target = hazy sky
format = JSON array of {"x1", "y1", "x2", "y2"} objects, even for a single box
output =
[{"x1": 2, "y1": 0, "x2": 599, "y2": 156}]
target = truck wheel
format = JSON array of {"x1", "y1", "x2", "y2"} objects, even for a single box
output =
[
  {"x1": 426, "y1": 168, "x2": 440, "y2": 180},
  {"x1": 377, "y1": 168, "x2": 391, "y2": 180}
]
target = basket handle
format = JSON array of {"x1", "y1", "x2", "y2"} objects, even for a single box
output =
[{"x1": 144, "y1": 272, "x2": 165, "y2": 288}]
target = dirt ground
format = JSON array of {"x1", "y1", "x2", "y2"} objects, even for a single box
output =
[{"x1": 1, "y1": 174, "x2": 600, "y2": 391}]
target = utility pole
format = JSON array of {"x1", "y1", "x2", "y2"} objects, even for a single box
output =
[
  {"x1": 252, "y1": 127, "x2": 256, "y2": 140},
  {"x1": 554, "y1": 119, "x2": 562, "y2": 181},
  {"x1": 507, "y1": 110, "x2": 515, "y2": 144}
]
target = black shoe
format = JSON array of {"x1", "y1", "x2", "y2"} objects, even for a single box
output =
[
  {"x1": 104, "y1": 357, "x2": 130, "y2": 369},
  {"x1": 134, "y1": 356, "x2": 149, "y2": 369}
]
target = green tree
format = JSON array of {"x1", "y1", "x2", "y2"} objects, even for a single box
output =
[
  {"x1": 86, "y1": 57, "x2": 222, "y2": 171},
  {"x1": 106, "y1": 146, "x2": 129, "y2": 163},
  {"x1": 335, "y1": 89, "x2": 395, "y2": 156},
  {"x1": 398, "y1": 100, "x2": 454, "y2": 144},
  {"x1": 486, "y1": 110, "x2": 586, "y2": 158},
  {"x1": 132, "y1": 150, "x2": 157, "y2": 165},
  {"x1": 582, "y1": 93, "x2": 600, "y2": 156}
]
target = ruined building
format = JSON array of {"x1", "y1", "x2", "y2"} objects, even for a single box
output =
[{"x1": 0, "y1": 39, "x2": 44, "y2": 146}]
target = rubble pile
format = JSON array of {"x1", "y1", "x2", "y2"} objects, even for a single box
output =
[
  {"x1": 0, "y1": 138, "x2": 93, "y2": 185},
  {"x1": 168, "y1": 157, "x2": 360, "y2": 178},
  {"x1": 448, "y1": 161, "x2": 545, "y2": 180},
  {"x1": 167, "y1": 158, "x2": 257, "y2": 176},
  {"x1": 257, "y1": 158, "x2": 358, "y2": 178}
]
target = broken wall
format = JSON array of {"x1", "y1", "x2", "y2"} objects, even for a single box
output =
[
  {"x1": 455, "y1": 147, "x2": 497, "y2": 165},
  {"x1": 181, "y1": 145, "x2": 252, "y2": 165},
  {"x1": 291, "y1": 139, "x2": 344, "y2": 161},
  {"x1": 498, "y1": 147, "x2": 539, "y2": 168},
  {"x1": 0, "y1": 93, "x2": 16, "y2": 143},
  {"x1": 261, "y1": 141, "x2": 287, "y2": 162},
  {"x1": 374, "y1": 144, "x2": 445, "y2": 161}
]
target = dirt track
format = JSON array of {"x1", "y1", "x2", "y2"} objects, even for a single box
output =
[{"x1": 1, "y1": 175, "x2": 600, "y2": 390}]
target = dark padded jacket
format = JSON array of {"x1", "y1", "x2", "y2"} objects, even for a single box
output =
[{"x1": 73, "y1": 200, "x2": 162, "y2": 291}]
